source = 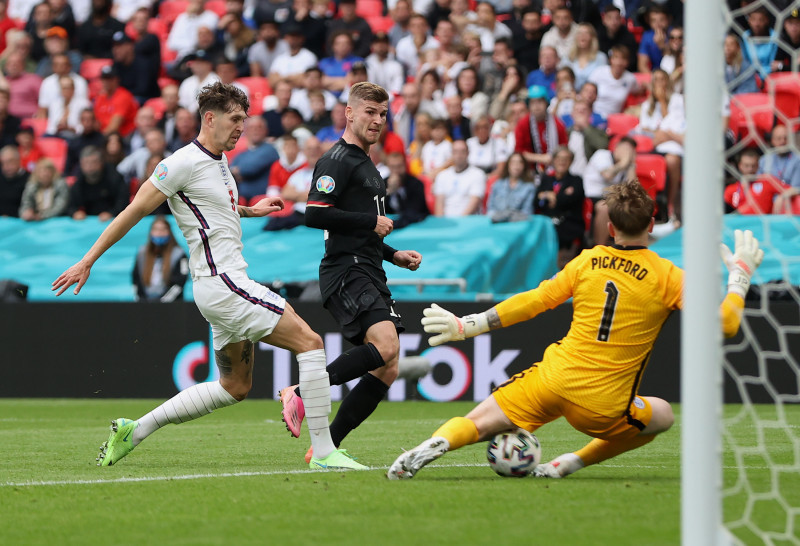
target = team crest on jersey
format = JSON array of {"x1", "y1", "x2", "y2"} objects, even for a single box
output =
[
  {"x1": 155, "y1": 163, "x2": 168, "y2": 181},
  {"x1": 633, "y1": 397, "x2": 645, "y2": 409},
  {"x1": 218, "y1": 163, "x2": 229, "y2": 179},
  {"x1": 316, "y1": 175, "x2": 335, "y2": 193}
]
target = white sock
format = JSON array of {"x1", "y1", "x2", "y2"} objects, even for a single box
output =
[
  {"x1": 551, "y1": 453, "x2": 585, "y2": 477},
  {"x1": 297, "y1": 349, "x2": 336, "y2": 459},
  {"x1": 132, "y1": 380, "x2": 238, "y2": 445}
]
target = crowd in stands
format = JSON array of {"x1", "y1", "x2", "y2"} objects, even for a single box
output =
[{"x1": 0, "y1": 0, "x2": 799, "y2": 268}]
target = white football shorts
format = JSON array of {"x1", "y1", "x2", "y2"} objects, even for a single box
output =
[{"x1": 193, "y1": 269, "x2": 286, "y2": 350}]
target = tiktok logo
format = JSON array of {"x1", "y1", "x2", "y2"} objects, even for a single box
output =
[{"x1": 172, "y1": 328, "x2": 218, "y2": 391}]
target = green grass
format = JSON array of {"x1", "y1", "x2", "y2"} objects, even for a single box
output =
[{"x1": 0, "y1": 400, "x2": 796, "y2": 545}]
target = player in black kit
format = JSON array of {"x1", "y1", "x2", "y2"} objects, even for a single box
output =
[{"x1": 278, "y1": 82, "x2": 423, "y2": 464}]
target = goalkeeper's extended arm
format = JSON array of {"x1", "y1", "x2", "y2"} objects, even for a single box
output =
[
  {"x1": 421, "y1": 304, "x2": 498, "y2": 347},
  {"x1": 720, "y1": 229, "x2": 764, "y2": 299}
]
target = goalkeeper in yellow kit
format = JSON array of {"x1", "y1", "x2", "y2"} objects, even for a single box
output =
[{"x1": 388, "y1": 180, "x2": 764, "y2": 480}]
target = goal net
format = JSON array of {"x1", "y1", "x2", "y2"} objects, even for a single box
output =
[{"x1": 684, "y1": 1, "x2": 800, "y2": 544}]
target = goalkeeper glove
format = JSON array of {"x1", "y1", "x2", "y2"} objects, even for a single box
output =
[
  {"x1": 421, "y1": 303, "x2": 490, "y2": 346},
  {"x1": 720, "y1": 229, "x2": 764, "y2": 298}
]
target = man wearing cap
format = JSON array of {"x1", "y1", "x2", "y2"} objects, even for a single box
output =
[
  {"x1": 514, "y1": 84, "x2": 567, "y2": 173},
  {"x1": 111, "y1": 30, "x2": 160, "y2": 105},
  {"x1": 268, "y1": 21, "x2": 318, "y2": 88},
  {"x1": 774, "y1": 9, "x2": 800, "y2": 73},
  {"x1": 365, "y1": 32, "x2": 404, "y2": 97},
  {"x1": 35, "y1": 26, "x2": 82, "y2": 79},
  {"x1": 94, "y1": 64, "x2": 138, "y2": 137},
  {"x1": 177, "y1": 50, "x2": 221, "y2": 115}
]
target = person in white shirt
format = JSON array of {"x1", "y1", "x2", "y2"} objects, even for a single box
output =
[
  {"x1": 395, "y1": 13, "x2": 439, "y2": 77},
  {"x1": 167, "y1": 0, "x2": 220, "y2": 60},
  {"x1": 289, "y1": 67, "x2": 338, "y2": 121},
  {"x1": 421, "y1": 119, "x2": 453, "y2": 180},
  {"x1": 267, "y1": 22, "x2": 318, "y2": 89},
  {"x1": 464, "y1": 1, "x2": 512, "y2": 53},
  {"x1": 365, "y1": 32, "x2": 404, "y2": 97},
  {"x1": 37, "y1": 54, "x2": 89, "y2": 120},
  {"x1": 540, "y1": 6, "x2": 578, "y2": 62},
  {"x1": 178, "y1": 50, "x2": 221, "y2": 114},
  {"x1": 587, "y1": 44, "x2": 638, "y2": 118},
  {"x1": 247, "y1": 20, "x2": 289, "y2": 77},
  {"x1": 46, "y1": 75, "x2": 92, "y2": 137},
  {"x1": 433, "y1": 138, "x2": 487, "y2": 217},
  {"x1": 52, "y1": 82, "x2": 367, "y2": 472},
  {"x1": 466, "y1": 114, "x2": 508, "y2": 178}
]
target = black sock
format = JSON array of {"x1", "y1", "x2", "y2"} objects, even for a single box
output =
[
  {"x1": 329, "y1": 373, "x2": 389, "y2": 447},
  {"x1": 295, "y1": 343, "x2": 384, "y2": 398}
]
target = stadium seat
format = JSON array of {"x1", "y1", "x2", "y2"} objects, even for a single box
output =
[
  {"x1": 582, "y1": 197, "x2": 593, "y2": 233},
  {"x1": 635, "y1": 154, "x2": 667, "y2": 197},
  {"x1": 624, "y1": 73, "x2": 651, "y2": 109},
  {"x1": 765, "y1": 72, "x2": 800, "y2": 129},
  {"x1": 728, "y1": 92, "x2": 773, "y2": 148},
  {"x1": 235, "y1": 77, "x2": 272, "y2": 115},
  {"x1": 367, "y1": 16, "x2": 394, "y2": 34},
  {"x1": 79, "y1": 58, "x2": 112, "y2": 81},
  {"x1": 125, "y1": 18, "x2": 168, "y2": 42},
  {"x1": 205, "y1": 0, "x2": 227, "y2": 17},
  {"x1": 608, "y1": 133, "x2": 653, "y2": 153},
  {"x1": 483, "y1": 174, "x2": 499, "y2": 213},
  {"x1": 143, "y1": 97, "x2": 166, "y2": 120},
  {"x1": 356, "y1": 0, "x2": 384, "y2": 18},
  {"x1": 418, "y1": 174, "x2": 435, "y2": 214},
  {"x1": 158, "y1": 0, "x2": 189, "y2": 29},
  {"x1": 606, "y1": 113, "x2": 639, "y2": 136},
  {"x1": 790, "y1": 195, "x2": 800, "y2": 215},
  {"x1": 37, "y1": 137, "x2": 68, "y2": 174},
  {"x1": 21, "y1": 117, "x2": 47, "y2": 138}
]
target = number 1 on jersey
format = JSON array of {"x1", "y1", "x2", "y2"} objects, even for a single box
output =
[{"x1": 597, "y1": 280, "x2": 619, "y2": 342}]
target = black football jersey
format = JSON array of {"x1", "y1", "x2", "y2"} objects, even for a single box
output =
[{"x1": 307, "y1": 139, "x2": 389, "y2": 299}]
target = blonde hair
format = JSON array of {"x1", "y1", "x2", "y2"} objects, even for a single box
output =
[
  {"x1": 348, "y1": 82, "x2": 389, "y2": 106},
  {"x1": 568, "y1": 23, "x2": 599, "y2": 62},
  {"x1": 645, "y1": 68, "x2": 673, "y2": 116}
]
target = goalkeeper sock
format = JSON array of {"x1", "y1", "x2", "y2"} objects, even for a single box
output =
[
  {"x1": 432, "y1": 417, "x2": 479, "y2": 450},
  {"x1": 574, "y1": 434, "x2": 656, "y2": 467},
  {"x1": 294, "y1": 343, "x2": 384, "y2": 397},
  {"x1": 329, "y1": 373, "x2": 389, "y2": 447}
]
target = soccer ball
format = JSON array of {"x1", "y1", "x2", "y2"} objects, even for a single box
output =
[{"x1": 486, "y1": 429, "x2": 542, "y2": 478}]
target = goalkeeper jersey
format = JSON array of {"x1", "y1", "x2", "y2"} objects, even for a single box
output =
[{"x1": 495, "y1": 244, "x2": 684, "y2": 417}]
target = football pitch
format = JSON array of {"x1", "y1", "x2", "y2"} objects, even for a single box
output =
[{"x1": 0, "y1": 399, "x2": 790, "y2": 545}]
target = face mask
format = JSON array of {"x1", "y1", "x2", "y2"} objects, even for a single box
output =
[{"x1": 151, "y1": 235, "x2": 170, "y2": 246}]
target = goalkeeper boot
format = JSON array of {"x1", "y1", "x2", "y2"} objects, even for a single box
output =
[
  {"x1": 386, "y1": 436, "x2": 449, "y2": 480},
  {"x1": 309, "y1": 448, "x2": 369, "y2": 471},
  {"x1": 97, "y1": 418, "x2": 138, "y2": 467},
  {"x1": 279, "y1": 385, "x2": 305, "y2": 438},
  {"x1": 533, "y1": 453, "x2": 584, "y2": 478}
]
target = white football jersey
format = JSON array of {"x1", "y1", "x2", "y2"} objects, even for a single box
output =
[{"x1": 150, "y1": 140, "x2": 248, "y2": 278}]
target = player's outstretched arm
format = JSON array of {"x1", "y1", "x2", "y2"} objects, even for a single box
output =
[
  {"x1": 421, "y1": 303, "x2": 501, "y2": 346},
  {"x1": 239, "y1": 196, "x2": 284, "y2": 217},
  {"x1": 719, "y1": 229, "x2": 765, "y2": 337},
  {"x1": 52, "y1": 181, "x2": 168, "y2": 296}
]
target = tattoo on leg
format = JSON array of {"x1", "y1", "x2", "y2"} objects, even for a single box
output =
[
  {"x1": 215, "y1": 349, "x2": 234, "y2": 377},
  {"x1": 241, "y1": 340, "x2": 253, "y2": 365}
]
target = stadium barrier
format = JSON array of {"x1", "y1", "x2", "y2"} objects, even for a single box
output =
[{"x1": 2, "y1": 301, "x2": 795, "y2": 403}]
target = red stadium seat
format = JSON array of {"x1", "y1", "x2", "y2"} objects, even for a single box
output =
[
  {"x1": 79, "y1": 58, "x2": 112, "y2": 81},
  {"x1": 37, "y1": 137, "x2": 68, "y2": 174},
  {"x1": 636, "y1": 154, "x2": 667, "y2": 196},
  {"x1": 790, "y1": 195, "x2": 800, "y2": 215},
  {"x1": 367, "y1": 16, "x2": 394, "y2": 34},
  {"x1": 204, "y1": 0, "x2": 227, "y2": 17},
  {"x1": 143, "y1": 97, "x2": 166, "y2": 120},
  {"x1": 418, "y1": 174, "x2": 435, "y2": 214},
  {"x1": 765, "y1": 72, "x2": 800, "y2": 129},
  {"x1": 608, "y1": 133, "x2": 653, "y2": 153},
  {"x1": 21, "y1": 117, "x2": 47, "y2": 138},
  {"x1": 606, "y1": 113, "x2": 639, "y2": 136},
  {"x1": 729, "y1": 92, "x2": 774, "y2": 148},
  {"x1": 356, "y1": 0, "x2": 384, "y2": 18},
  {"x1": 235, "y1": 77, "x2": 272, "y2": 116},
  {"x1": 483, "y1": 174, "x2": 499, "y2": 212},
  {"x1": 158, "y1": 0, "x2": 189, "y2": 29},
  {"x1": 582, "y1": 197, "x2": 593, "y2": 233}
]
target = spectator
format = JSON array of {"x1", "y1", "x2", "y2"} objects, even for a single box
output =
[
  {"x1": 218, "y1": 13, "x2": 255, "y2": 77},
  {"x1": 37, "y1": 52, "x2": 88, "y2": 120},
  {"x1": 34, "y1": 25, "x2": 82, "y2": 79},
  {"x1": 514, "y1": 84, "x2": 567, "y2": 173},
  {"x1": 167, "y1": 0, "x2": 220, "y2": 60},
  {"x1": 104, "y1": 131, "x2": 126, "y2": 166},
  {"x1": 387, "y1": 0, "x2": 412, "y2": 49},
  {"x1": 132, "y1": 215, "x2": 189, "y2": 302},
  {"x1": 276, "y1": 107, "x2": 311, "y2": 152},
  {"x1": 565, "y1": 98, "x2": 608, "y2": 177},
  {"x1": 536, "y1": 146, "x2": 585, "y2": 267},
  {"x1": 494, "y1": 98, "x2": 528, "y2": 153},
  {"x1": 16, "y1": 125, "x2": 41, "y2": 172},
  {"x1": 0, "y1": 0, "x2": 18, "y2": 55},
  {"x1": 759, "y1": 124, "x2": 800, "y2": 190},
  {"x1": 0, "y1": 29, "x2": 36, "y2": 73},
  {"x1": 94, "y1": 64, "x2": 138, "y2": 137},
  {"x1": 253, "y1": 0, "x2": 293, "y2": 27},
  {"x1": 267, "y1": 21, "x2": 317, "y2": 88},
  {"x1": 25, "y1": 1, "x2": 55, "y2": 63},
  {"x1": 637, "y1": 4, "x2": 671, "y2": 73},
  {"x1": 127, "y1": 106, "x2": 158, "y2": 153},
  {"x1": 465, "y1": 1, "x2": 512, "y2": 53},
  {"x1": 511, "y1": 6, "x2": 544, "y2": 75},
  {"x1": 660, "y1": 26, "x2": 682, "y2": 75},
  {"x1": 774, "y1": 8, "x2": 800, "y2": 73},
  {"x1": 421, "y1": 117, "x2": 453, "y2": 180},
  {"x1": 117, "y1": 127, "x2": 170, "y2": 188},
  {"x1": 449, "y1": 0, "x2": 477, "y2": 33},
  {"x1": 486, "y1": 150, "x2": 535, "y2": 222},
  {"x1": 384, "y1": 150, "x2": 429, "y2": 228},
  {"x1": 489, "y1": 63, "x2": 528, "y2": 122},
  {"x1": 326, "y1": 0, "x2": 372, "y2": 58},
  {"x1": 247, "y1": 19, "x2": 288, "y2": 78},
  {"x1": 638, "y1": 68, "x2": 673, "y2": 135},
  {"x1": 418, "y1": 68, "x2": 446, "y2": 119},
  {"x1": 177, "y1": 49, "x2": 220, "y2": 114},
  {"x1": 302, "y1": 90, "x2": 329, "y2": 134},
  {"x1": 481, "y1": 36, "x2": 515, "y2": 100},
  {"x1": 724, "y1": 33, "x2": 759, "y2": 95},
  {"x1": 49, "y1": 0, "x2": 76, "y2": 41},
  {"x1": 128, "y1": 8, "x2": 161, "y2": 75},
  {"x1": 76, "y1": 0, "x2": 125, "y2": 59},
  {"x1": 65, "y1": 108, "x2": 106, "y2": 176},
  {"x1": 444, "y1": 94, "x2": 471, "y2": 142},
  {"x1": 156, "y1": 84, "x2": 180, "y2": 144},
  {"x1": 453, "y1": 65, "x2": 489, "y2": 120},
  {"x1": 289, "y1": 67, "x2": 337, "y2": 121},
  {"x1": 393, "y1": 82, "x2": 421, "y2": 146},
  {"x1": 46, "y1": 74, "x2": 91, "y2": 137},
  {"x1": 408, "y1": 111, "x2": 433, "y2": 178},
  {"x1": 395, "y1": 13, "x2": 438, "y2": 78},
  {"x1": 573, "y1": 81, "x2": 606, "y2": 129},
  {"x1": 596, "y1": 3, "x2": 637, "y2": 72},
  {"x1": 653, "y1": 92, "x2": 686, "y2": 219},
  {"x1": 725, "y1": 149, "x2": 799, "y2": 215},
  {"x1": 365, "y1": 32, "x2": 404, "y2": 97},
  {"x1": 230, "y1": 116, "x2": 279, "y2": 200},
  {"x1": 561, "y1": 23, "x2": 608, "y2": 92},
  {"x1": 525, "y1": 45, "x2": 559, "y2": 99},
  {"x1": 467, "y1": 114, "x2": 508, "y2": 178},
  {"x1": 167, "y1": 107, "x2": 198, "y2": 152},
  {"x1": 0, "y1": 145, "x2": 27, "y2": 216},
  {"x1": 19, "y1": 157, "x2": 68, "y2": 220},
  {"x1": 262, "y1": 78, "x2": 292, "y2": 138},
  {"x1": 583, "y1": 136, "x2": 637, "y2": 245},
  {"x1": 68, "y1": 145, "x2": 127, "y2": 220},
  {"x1": 264, "y1": 135, "x2": 322, "y2": 230},
  {"x1": 315, "y1": 100, "x2": 346, "y2": 149},
  {"x1": 4, "y1": 52, "x2": 41, "y2": 118},
  {"x1": 433, "y1": 139, "x2": 486, "y2": 217},
  {"x1": 265, "y1": 131, "x2": 304, "y2": 197},
  {"x1": 215, "y1": 57, "x2": 249, "y2": 96},
  {"x1": 284, "y1": 0, "x2": 328, "y2": 59},
  {"x1": 0, "y1": 88, "x2": 19, "y2": 149},
  {"x1": 741, "y1": 6, "x2": 778, "y2": 79},
  {"x1": 327, "y1": 58, "x2": 367, "y2": 104},
  {"x1": 540, "y1": 5, "x2": 577, "y2": 61},
  {"x1": 319, "y1": 30, "x2": 363, "y2": 96},
  {"x1": 588, "y1": 45, "x2": 638, "y2": 118},
  {"x1": 111, "y1": 30, "x2": 159, "y2": 105},
  {"x1": 548, "y1": 66, "x2": 577, "y2": 118}
]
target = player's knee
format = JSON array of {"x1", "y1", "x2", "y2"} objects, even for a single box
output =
[
  {"x1": 220, "y1": 377, "x2": 252, "y2": 401},
  {"x1": 648, "y1": 398, "x2": 674, "y2": 434},
  {"x1": 371, "y1": 335, "x2": 399, "y2": 364},
  {"x1": 299, "y1": 330, "x2": 324, "y2": 352}
]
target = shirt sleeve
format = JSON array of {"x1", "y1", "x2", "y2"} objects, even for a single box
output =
[
  {"x1": 149, "y1": 152, "x2": 191, "y2": 198},
  {"x1": 306, "y1": 152, "x2": 350, "y2": 207}
]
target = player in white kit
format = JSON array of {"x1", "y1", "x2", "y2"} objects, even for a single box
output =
[{"x1": 52, "y1": 82, "x2": 367, "y2": 471}]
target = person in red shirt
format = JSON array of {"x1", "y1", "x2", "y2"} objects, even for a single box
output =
[
  {"x1": 0, "y1": 0, "x2": 17, "y2": 55},
  {"x1": 16, "y1": 126, "x2": 42, "y2": 172},
  {"x1": 93, "y1": 64, "x2": 138, "y2": 137},
  {"x1": 514, "y1": 84, "x2": 567, "y2": 173},
  {"x1": 725, "y1": 149, "x2": 798, "y2": 214}
]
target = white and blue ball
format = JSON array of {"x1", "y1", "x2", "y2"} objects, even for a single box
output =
[{"x1": 486, "y1": 429, "x2": 542, "y2": 477}]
